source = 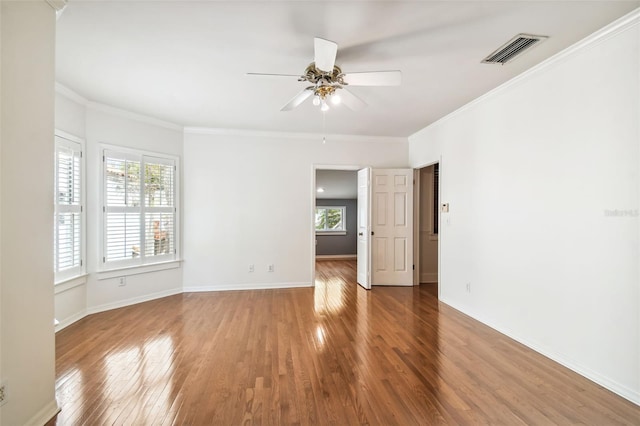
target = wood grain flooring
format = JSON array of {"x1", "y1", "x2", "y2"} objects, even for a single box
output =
[{"x1": 51, "y1": 260, "x2": 640, "y2": 425}]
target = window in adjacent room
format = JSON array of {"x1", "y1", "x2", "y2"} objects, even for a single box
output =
[
  {"x1": 54, "y1": 133, "x2": 85, "y2": 282},
  {"x1": 102, "y1": 147, "x2": 178, "y2": 269},
  {"x1": 315, "y1": 206, "x2": 346, "y2": 233}
]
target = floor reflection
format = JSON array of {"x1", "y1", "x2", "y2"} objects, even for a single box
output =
[
  {"x1": 51, "y1": 261, "x2": 627, "y2": 424},
  {"x1": 355, "y1": 280, "x2": 371, "y2": 367},
  {"x1": 103, "y1": 335, "x2": 175, "y2": 422},
  {"x1": 54, "y1": 366, "x2": 84, "y2": 423},
  {"x1": 314, "y1": 325, "x2": 327, "y2": 350},
  {"x1": 55, "y1": 305, "x2": 180, "y2": 425}
]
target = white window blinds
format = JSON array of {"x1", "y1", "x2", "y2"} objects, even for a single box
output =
[
  {"x1": 143, "y1": 158, "x2": 175, "y2": 258},
  {"x1": 103, "y1": 149, "x2": 177, "y2": 268},
  {"x1": 55, "y1": 135, "x2": 84, "y2": 281}
]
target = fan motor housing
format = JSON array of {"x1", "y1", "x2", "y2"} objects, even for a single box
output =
[{"x1": 302, "y1": 63, "x2": 345, "y2": 86}]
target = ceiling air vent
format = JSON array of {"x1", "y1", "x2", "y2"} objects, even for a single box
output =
[{"x1": 482, "y1": 33, "x2": 548, "y2": 65}]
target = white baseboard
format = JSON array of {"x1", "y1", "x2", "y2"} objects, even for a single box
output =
[
  {"x1": 316, "y1": 254, "x2": 357, "y2": 260},
  {"x1": 420, "y1": 272, "x2": 438, "y2": 283},
  {"x1": 439, "y1": 296, "x2": 640, "y2": 406},
  {"x1": 86, "y1": 287, "x2": 183, "y2": 315},
  {"x1": 184, "y1": 282, "x2": 312, "y2": 292},
  {"x1": 25, "y1": 399, "x2": 60, "y2": 426},
  {"x1": 58, "y1": 282, "x2": 312, "y2": 330},
  {"x1": 55, "y1": 309, "x2": 88, "y2": 333}
]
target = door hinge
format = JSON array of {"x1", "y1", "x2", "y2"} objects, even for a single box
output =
[
  {"x1": 413, "y1": 264, "x2": 415, "y2": 270},
  {"x1": 103, "y1": 257, "x2": 106, "y2": 263}
]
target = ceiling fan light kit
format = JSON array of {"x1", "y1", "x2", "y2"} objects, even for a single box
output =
[{"x1": 249, "y1": 37, "x2": 401, "y2": 113}]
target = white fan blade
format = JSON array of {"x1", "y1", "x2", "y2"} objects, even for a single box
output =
[
  {"x1": 343, "y1": 71, "x2": 402, "y2": 86},
  {"x1": 314, "y1": 37, "x2": 338, "y2": 73},
  {"x1": 339, "y1": 89, "x2": 367, "y2": 111},
  {"x1": 281, "y1": 89, "x2": 313, "y2": 111},
  {"x1": 246, "y1": 73, "x2": 301, "y2": 78}
]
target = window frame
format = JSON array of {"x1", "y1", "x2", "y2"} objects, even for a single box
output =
[
  {"x1": 315, "y1": 206, "x2": 347, "y2": 234},
  {"x1": 54, "y1": 130, "x2": 86, "y2": 284},
  {"x1": 100, "y1": 144, "x2": 180, "y2": 272}
]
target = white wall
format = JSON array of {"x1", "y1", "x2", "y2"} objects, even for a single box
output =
[
  {"x1": 1, "y1": 2, "x2": 4, "y2": 419},
  {"x1": 183, "y1": 130, "x2": 408, "y2": 290},
  {"x1": 54, "y1": 90, "x2": 185, "y2": 327},
  {"x1": 409, "y1": 12, "x2": 639, "y2": 404},
  {"x1": 1, "y1": 2, "x2": 58, "y2": 424},
  {"x1": 85, "y1": 107, "x2": 184, "y2": 312},
  {"x1": 54, "y1": 90, "x2": 87, "y2": 330},
  {"x1": 55, "y1": 88, "x2": 86, "y2": 138}
]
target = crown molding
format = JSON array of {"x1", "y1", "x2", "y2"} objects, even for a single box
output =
[
  {"x1": 411, "y1": 7, "x2": 640, "y2": 140},
  {"x1": 184, "y1": 126, "x2": 407, "y2": 144},
  {"x1": 45, "y1": 0, "x2": 66, "y2": 12},
  {"x1": 55, "y1": 83, "x2": 183, "y2": 131},
  {"x1": 55, "y1": 82, "x2": 88, "y2": 105},
  {"x1": 86, "y1": 102, "x2": 183, "y2": 131},
  {"x1": 55, "y1": 84, "x2": 401, "y2": 140}
]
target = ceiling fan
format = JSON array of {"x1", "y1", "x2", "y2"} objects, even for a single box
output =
[{"x1": 247, "y1": 37, "x2": 401, "y2": 112}]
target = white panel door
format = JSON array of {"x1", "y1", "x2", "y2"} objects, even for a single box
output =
[
  {"x1": 371, "y1": 169, "x2": 413, "y2": 286},
  {"x1": 357, "y1": 168, "x2": 371, "y2": 289}
]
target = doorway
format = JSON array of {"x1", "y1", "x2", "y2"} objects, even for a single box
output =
[
  {"x1": 312, "y1": 166, "x2": 360, "y2": 284},
  {"x1": 312, "y1": 165, "x2": 415, "y2": 289},
  {"x1": 415, "y1": 163, "x2": 439, "y2": 295}
]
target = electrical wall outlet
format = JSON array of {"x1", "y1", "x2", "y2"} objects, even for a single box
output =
[
  {"x1": 0, "y1": 381, "x2": 8, "y2": 407},
  {"x1": 248, "y1": 264, "x2": 254, "y2": 272},
  {"x1": 118, "y1": 276, "x2": 126, "y2": 286},
  {"x1": 268, "y1": 264, "x2": 274, "y2": 272}
]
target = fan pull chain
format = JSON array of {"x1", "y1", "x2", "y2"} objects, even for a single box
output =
[{"x1": 322, "y1": 111, "x2": 327, "y2": 144}]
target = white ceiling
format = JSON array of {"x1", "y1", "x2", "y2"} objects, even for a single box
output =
[
  {"x1": 56, "y1": 1, "x2": 639, "y2": 137},
  {"x1": 316, "y1": 170, "x2": 358, "y2": 199}
]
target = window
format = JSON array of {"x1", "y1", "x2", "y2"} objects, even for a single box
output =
[
  {"x1": 102, "y1": 148, "x2": 177, "y2": 269},
  {"x1": 54, "y1": 133, "x2": 84, "y2": 282},
  {"x1": 315, "y1": 206, "x2": 346, "y2": 232}
]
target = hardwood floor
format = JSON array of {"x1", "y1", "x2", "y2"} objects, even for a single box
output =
[{"x1": 52, "y1": 260, "x2": 639, "y2": 425}]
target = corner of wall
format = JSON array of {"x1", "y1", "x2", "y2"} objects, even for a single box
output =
[{"x1": 408, "y1": 9, "x2": 640, "y2": 404}]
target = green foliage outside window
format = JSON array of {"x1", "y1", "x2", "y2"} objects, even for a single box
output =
[{"x1": 315, "y1": 207, "x2": 345, "y2": 231}]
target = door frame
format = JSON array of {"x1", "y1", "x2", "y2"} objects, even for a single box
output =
[
  {"x1": 413, "y1": 169, "x2": 421, "y2": 286},
  {"x1": 311, "y1": 164, "x2": 363, "y2": 286},
  {"x1": 413, "y1": 158, "x2": 442, "y2": 297}
]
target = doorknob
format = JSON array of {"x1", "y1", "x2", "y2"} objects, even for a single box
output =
[
  {"x1": 358, "y1": 232, "x2": 363, "y2": 236},
  {"x1": 371, "y1": 231, "x2": 375, "y2": 235}
]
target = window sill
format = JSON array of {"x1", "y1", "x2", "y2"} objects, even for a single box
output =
[
  {"x1": 316, "y1": 231, "x2": 347, "y2": 236},
  {"x1": 54, "y1": 274, "x2": 88, "y2": 294},
  {"x1": 97, "y1": 259, "x2": 182, "y2": 280}
]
